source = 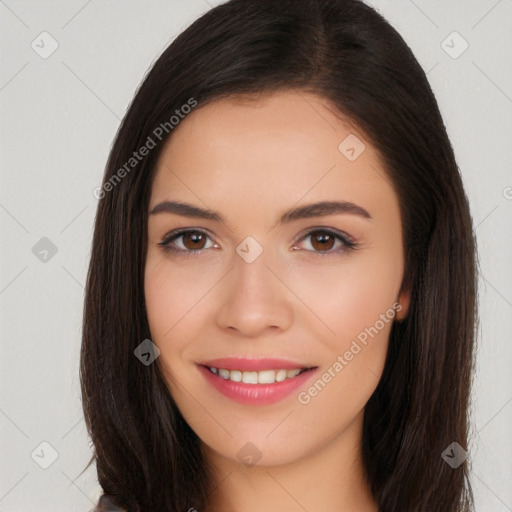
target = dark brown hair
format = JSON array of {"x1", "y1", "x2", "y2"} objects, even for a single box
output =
[{"x1": 80, "y1": 1, "x2": 478, "y2": 510}]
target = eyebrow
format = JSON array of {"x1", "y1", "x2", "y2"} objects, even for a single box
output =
[{"x1": 149, "y1": 199, "x2": 372, "y2": 224}]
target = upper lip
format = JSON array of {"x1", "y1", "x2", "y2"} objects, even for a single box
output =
[{"x1": 199, "y1": 357, "x2": 315, "y2": 371}]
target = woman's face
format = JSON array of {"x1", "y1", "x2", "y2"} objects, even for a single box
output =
[{"x1": 144, "y1": 90, "x2": 410, "y2": 467}]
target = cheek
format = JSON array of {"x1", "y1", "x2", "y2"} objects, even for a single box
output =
[
  {"x1": 144, "y1": 258, "x2": 190, "y2": 352},
  {"x1": 144, "y1": 256, "x2": 221, "y2": 366},
  {"x1": 293, "y1": 258, "x2": 400, "y2": 427},
  {"x1": 291, "y1": 249, "x2": 403, "y2": 351},
  {"x1": 145, "y1": 255, "x2": 202, "y2": 329},
  {"x1": 145, "y1": 261, "x2": 171, "y2": 333}
]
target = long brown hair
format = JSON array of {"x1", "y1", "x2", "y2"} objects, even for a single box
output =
[{"x1": 80, "y1": 1, "x2": 478, "y2": 510}]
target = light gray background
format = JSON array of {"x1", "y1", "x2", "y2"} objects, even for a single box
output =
[{"x1": 1, "y1": 1, "x2": 511, "y2": 511}]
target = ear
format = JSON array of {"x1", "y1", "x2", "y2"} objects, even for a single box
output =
[{"x1": 395, "y1": 274, "x2": 412, "y2": 322}]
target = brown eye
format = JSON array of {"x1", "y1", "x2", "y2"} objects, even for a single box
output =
[
  {"x1": 182, "y1": 231, "x2": 207, "y2": 250},
  {"x1": 294, "y1": 228, "x2": 357, "y2": 256},
  {"x1": 310, "y1": 230, "x2": 335, "y2": 252},
  {"x1": 159, "y1": 229, "x2": 216, "y2": 254}
]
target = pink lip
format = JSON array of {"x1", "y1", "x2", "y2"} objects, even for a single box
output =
[
  {"x1": 199, "y1": 357, "x2": 312, "y2": 371},
  {"x1": 197, "y1": 363, "x2": 318, "y2": 406}
]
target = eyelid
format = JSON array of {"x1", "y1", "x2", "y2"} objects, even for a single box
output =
[
  {"x1": 292, "y1": 225, "x2": 356, "y2": 245},
  {"x1": 158, "y1": 227, "x2": 218, "y2": 252},
  {"x1": 292, "y1": 226, "x2": 358, "y2": 255},
  {"x1": 160, "y1": 226, "x2": 215, "y2": 242}
]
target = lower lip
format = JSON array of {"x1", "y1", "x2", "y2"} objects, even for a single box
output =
[{"x1": 197, "y1": 364, "x2": 317, "y2": 406}]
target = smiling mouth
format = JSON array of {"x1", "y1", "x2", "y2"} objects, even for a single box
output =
[{"x1": 202, "y1": 365, "x2": 317, "y2": 384}]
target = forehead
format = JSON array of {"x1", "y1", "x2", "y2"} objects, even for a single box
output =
[{"x1": 150, "y1": 91, "x2": 396, "y2": 221}]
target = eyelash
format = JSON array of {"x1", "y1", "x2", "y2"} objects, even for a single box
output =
[{"x1": 158, "y1": 227, "x2": 358, "y2": 257}]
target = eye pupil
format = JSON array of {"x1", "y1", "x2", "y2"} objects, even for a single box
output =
[
  {"x1": 184, "y1": 232, "x2": 206, "y2": 250},
  {"x1": 311, "y1": 231, "x2": 334, "y2": 251}
]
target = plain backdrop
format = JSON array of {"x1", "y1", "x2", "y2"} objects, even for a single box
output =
[{"x1": 0, "y1": 1, "x2": 511, "y2": 511}]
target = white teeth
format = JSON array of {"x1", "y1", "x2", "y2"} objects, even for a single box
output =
[
  {"x1": 242, "y1": 371, "x2": 258, "y2": 384},
  {"x1": 218, "y1": 368, "x2": 230, "y2": 380},
  {"x1": 230, "y1": 370, "x2": 242, "y2": 382},
  {"x1": 208, "y1": 366, "x2": 307, "y2": 384},
  {"x1": 258, "y1": 370, "x2": 275, "y2": 384},
  {"x1": 275, "y1": 369, "x2": 287, "y2": 382}
]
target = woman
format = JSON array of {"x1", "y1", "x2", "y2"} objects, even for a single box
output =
[{"x1": 81, "y1": 1, "x2": 478, "y2": 510}]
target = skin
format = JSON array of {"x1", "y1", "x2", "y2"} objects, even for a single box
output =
[{"x1": 144, "y1": 90, "x2": 410, "y2": 512}]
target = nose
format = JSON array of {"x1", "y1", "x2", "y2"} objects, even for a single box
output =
[{"x1": 214, "y1": 248, "x2": 294, "y2": 338}]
